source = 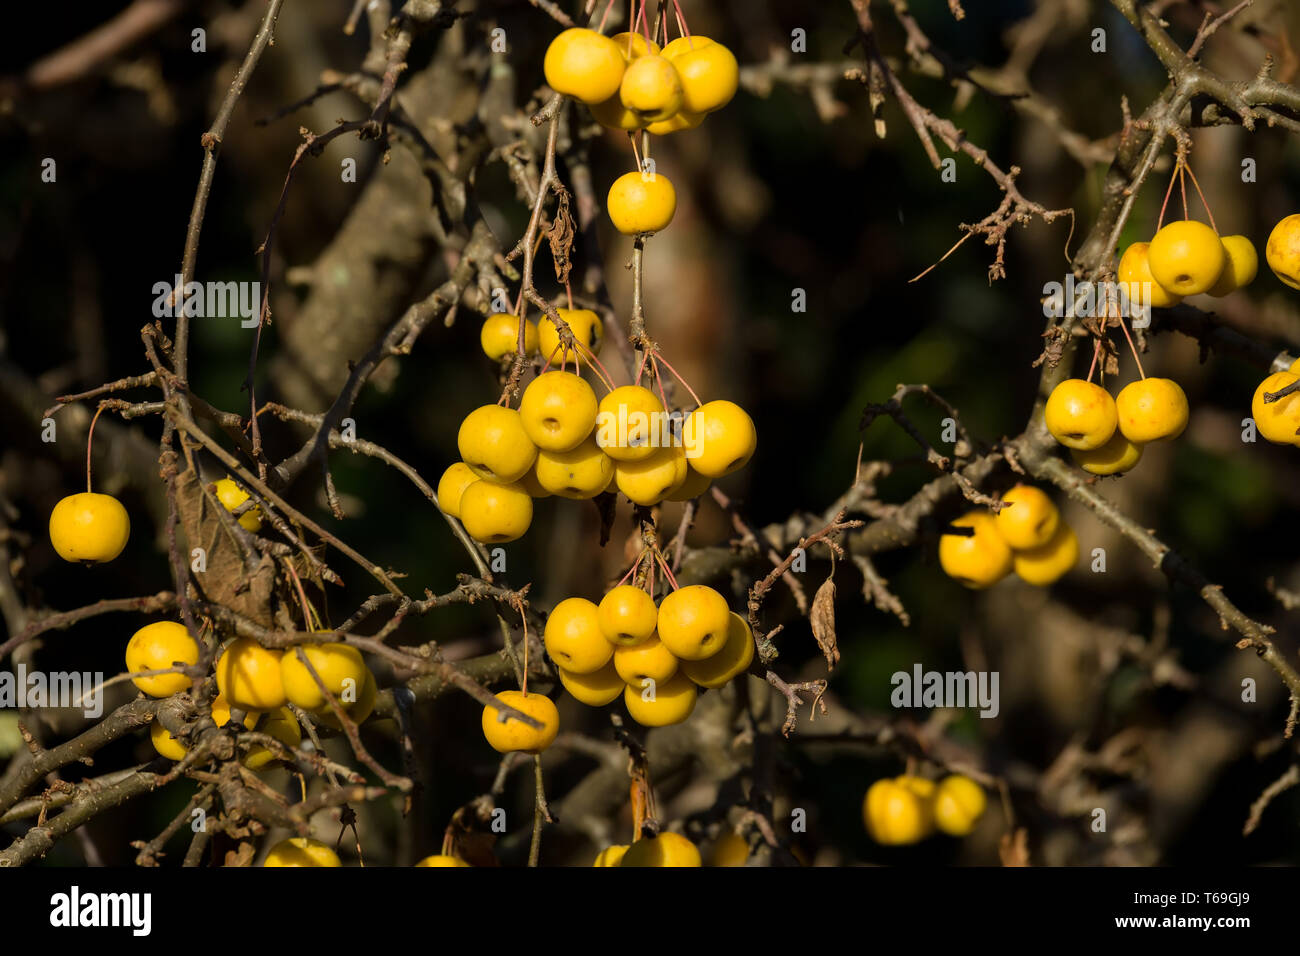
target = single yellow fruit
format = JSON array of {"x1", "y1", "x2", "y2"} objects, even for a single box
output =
[
  {"x1": 1013, "y1": 523, "x2": 1079, "y2": 586},
  {"x1": 665, "y1": 464, "x2": 711, "y2": 502},
  {"x1": 543, "y1": 597, "x2": 614, "y2": 674},
  {"x1": 1115, "y1": 377, "x2": 1189, "y2": 442},
  {"x1": 938, "y1": 511, "x2": 1013, "y2": 589},
  {"x1": 656, "y1": 584, "x2": 730, "y2": 661},
  {"x1": 481, "y1": 690, "x2": 560, "y2": 754},
  {"x1": 613, "y1": 444, "x2": 687, "y2": 506},
  {"x1": 1070, "y1": 431, "x2": 1144, "y2": 475},
  {"x1": 710, "y1": 831, "x2": 749, "y2": 866},
  {"x1": 682, "y1": 612, "x2": 754, "y2": 688},
  {"x1": 1265, "y1": 213, "x2": 1300, "y2": 290},
  {"x1": 607, "y1": 170, "x2": 677, "y2": 235},
  {"x1": 590, "y1": 93, "x2": 642, "y2": 131},
  {"x1": 1044, "y1": 379, "x2": 1118, "y2": 450},
  {"x1": 214, "y1": 477, "x2": 262, "y2": 532},
  {"x1": 243, "y1": 706, "x2": 302, "y2": 770},
  {"x1": 933, "y1": 775, "x2": 988, "y2": 837},
  {"x1": 596, "y1": 385, "x2": 668, "y2": 462},
  {"x1": 534, "y1": 435, "x2": 614, "y2": 499},
  {"x1": 436, "y1": 462, "x2": 480, "y2": 519},
  {"x1": 150, "y1": 721, "x2": 188, "y2": 761},
  {"x1": 126, "y1": 621, "x2": 199, "y2": 698},
  {"x1": 263, "y1": 837, "x2": 341, "y2": 867},
  {"x1": 215, "y1": 638, "x2": 286, "y2": 712},
  {"x1": 457, "y1": 405, "x2": 538, "y2": 483},
  {"x1": 611, "y1": 31, "x2": 659, "y2": 62},
  {"x1": 519, "y1": 370, "x2": 599, "y2": 453},
  {"x1": 1208, "y1": 235, "x2": 1259, "y2": 296},
  {"x1": 49, "y1": 492, "x2": 130, "y2": 563},
  {"x1": 618, "y1": 54, "x2": 684, "y2": 123},
  {"x1": 683, "y1": 400, "x2": 757, "y2": 477},
  {"x1": 279, "y1": 642, "x2": 367, "y2": 711},
  {"x1": 415, "y1": 854, "x2": 470, "y2": 867},
  {"x1": 1147, "y1": 220, "x2": 1227, "y2": 296},
  {"x1": 620, "y1": 830, "x2": 701, "y2": 867},
  {"x1": 558, "y1": 660, "x2": 625, "y2": 706},
  {"x1": 1251, "y1": 371, "x2": 1300, "y2": 444},
  {"x1": 593, "y1": 845, "x2": 629, "y2": 866},
  {"x1": 539, "y1": 308, "x2": 604, "y2": 364},
  {"x1": 544, "y1": 28, "x2": 626, "y2": 104},
  {"x1": 1117, "y1": 241, "x2": 1182, "y2": 309},
  {"x1": 480, "y1": 313, "x2": 538, "y2": 360},
  {"x1": 211, "y1": 694, "x2": 259, "y2": 731},
  {"x1": 665, "y1": 36, "x2": 739, "y2": 114},
  {"x1": 597, "y1": 584, "x2": 658, "y2": 646},
  {"x1": 613, "y1": 634, "x2": 679, "y2": 685},
  {"x1": 863, "y1": 778, "x2": 932, "y2": 845},
  {"x1": 993, "y1": 485, "x2": 1060, "y2": 551},
  {"x1": 646, "y1": 110, "x2": 704, "y2": 135},
  {"x1": 458, "y1": 480, "x2": 533, "y2": 543},
  {"x1": 314, "y1": 667, "x2": 377, "y2": 730},
  {"x1": 518, "y1": 466, "x2": 553, "y2": 499},
  {"x1": 624, "y1": 670, "x2": 697, "y2": 726}
]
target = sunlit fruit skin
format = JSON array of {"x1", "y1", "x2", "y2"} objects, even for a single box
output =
[
  {"x1": 544, "y1": 597, "x2": 614, "y2": 674},
  {"x1": 436, "y1": 462, "x2": 480, "y2": 519},
  {"x1": 597, "y1": 585, "x2": 658, "y2": 646},
  {"x1": 624, "y1": 671, "x2": 697, "y2": 726},
  {"x1": 534, "y1": 435, "x2": 614, "y2": 499},
  {"x1": 656, "y1": 585, "x2": 731, "y2": 660},
  {"x1": 279, "y1": 642, "x2": 367, "y2": 711},
  {"x1": 1147, "y1": 220, "x2": 1227, "y2": 296},
  {"x1": 481, "y1": 690, "x2": 560, "y2": 754},
  {"x1": 592, "y1": 845, "x2": 629, "y2": 867},
  {"x1": 126, "y1": 621, "x2": 199, "y2": 698},
  {"x1": 314, "y1": 667, "x2": 377, "y2": 730},
  {"x1": 150, "y1": 721, "x2": 188, "y2": 761},
  {"x1": 665, "y1": 464, "x2": 711, "y2": 502},
  {"x1": 480, "y1": 312, "x2": 538, "y2": 360},
  {"x1": 933, "y1": 775, "x2": 988, "y2": 837},
  {"x1": 613, "y1": 634, "x2": 679, "y2": 685},
  {"x1": 710, "y1": 831, "x2": 749, "y2": 867},
  {"x1": 1013, "y1": 522, "x2": 1078, "y2": 586},
  {"x1": 646, "y1": 111, "x2": 704, "y2": 135},
  {"x1": 1208, "y1": 235, "x2": 1259, "y2": 297},
  {"x1": 1070, "y1": 431, "x2": 1144, "y2": 475},
  {"x1": 993, "y1": 485, "x2": 1059, "y2": 551},
  {"x1": 607, "y1": 171, "x2": 677, "y2": 235},
  {"x1": 863, "y1": 778, "x2": 932, "y2": 845},
  {"x1": 938, "y1": 511, "x2": 1013, "y2": 589},
  {"x1": 1265, "y1": 213, "x2": 1300, "y2": 290},
  {"x1": 49, "y1": 492, "x2": 130, "y2": 563},
  {"x1": 596, "y1": 385, "x2": 668, "y2": 462},
  {"x1": 457, "y1": 405, "x2": 538, "y2": 483},
  {"x1": 1115, "y1": 377, "x2": 1189, "y2": 442},
  {"x1": 684, "y1": 400, "x2": 757, "y2": 477},
  {"x1": 543, "y1": 28, "x2": 627, "y2": 104},
  {"x1": 558, "y1": 660, "x2": 625, "y2": 706},
  {"x1": 1251, "y1": 371, "x2": 1300, "y2": 444},
  {"x1": 211, "y1": 694, "x2": 259, "y2": 730},
  {"x1": 214, "y1": 477, "x2": 262, "y2": 532},
  {"x1": 539, "y1": 308, "x2": 604, "y2": 364},
  {"x1": 1291, "y1": 357, "x2": 1300, "y2": 374},
  {"x1": 520, "y1": 370, "x2": 599, "y2": 452},
  {"x1": 415, "y1": 855, "x2": 470, "y2": 867},
  {"x1": 1117, "y1": 241, "x2": 1182, "y2": 309},
  {"x1": 263, "y1": 837, "x2": 341, "y2": 867},
  {"x1": 243, "y1": 706, "x2": 302, "y2": 770},
  {"x1": 620, "y1": 830, "x2": 702, "y2": 867},
  {"x1": 614, "y1": 444, "x2": 687, "y2": 506},
  {"x1": 216, "y1": 638, "x2": 287, "y2": 711},
  {"x1": 894, "y1": 774, "x2": 936, "y2": 803},
  {"x1": 1044, "y1": 379, "x2": 1118, "y2": 450},
  {"x1": 458, "y1": 480, "x2": 533, "y2": 543},
  {"x1": 682, "y1": 612, "x2": 754, "y2": 688},
  {"x1": 619, "y1": 54, "x2": 684, "y2": 123},
  {"x1": 665, "y1": 36, "x2": 739, "y2": 114},
  {"x1": 590, "y1": 93, "x2": 643, "y2": 130},
  {"x1": 611, "y1": 31, "x2": 659, "y2": 61}
]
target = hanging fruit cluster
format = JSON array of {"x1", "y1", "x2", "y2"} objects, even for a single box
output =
[
  {"x1": 863, "y1": 774, "x2": 988, "y2": 846},
  {"x1": 940, "y1": 484, "x2": 1078, "y2": 588}
]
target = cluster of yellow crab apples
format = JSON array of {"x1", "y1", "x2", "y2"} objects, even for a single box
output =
[
  {"x1": 940, "y1": 484, "x2": 1077, "y2": 589},
  {"x1": 863, "y1": 773, "x2": 987, "y2": 845},
  {"x1": 1045, "y1": 373, "x2": 1187, "y2": 477},
  {"x1": 1118, "y1": 219, "x2": 1257, "y2": 308}
]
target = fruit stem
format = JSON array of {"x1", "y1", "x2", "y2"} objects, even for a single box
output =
[
  {"x1": 1086, "y1": 337, "x2": 1101, "y2": 384},
  {"x1": 1156, "y1": 156, "x2": 1179, "y2": 232},
  {"x1": 672, "y1": 0, "x2": 690, "y2": 41},
  {"x1": 564, "y1": 278, "x2": 573, "y2": 311},
  {"x1": 651, "y1": 350, "x2": 703, "y2": 407},
  {"x1": 638, "y1": 0, "x2": 650, "y2": 44},
  {"x1": 1181, "y1": 161, "x2": 1218, "y2": 233},
  {"x1": 617, "y1": 551, "x2": 644, "y2": 588},
  {"x1": 1118, "y1": 314, "x2": 1146, "y2": 380},
  {"x1": 574, "y1": 337, "x2": 617, "y2": 392},
  {"x1": 627, "y1": 130, "x2": 644, "y2": 173},
  {"x1": 599, "y1": 0, "x2": 616, "y2": 34},
  {"x1": 1178, "y1": 162, "x2": 1189, "y2": 221},
  {"x1": 521, "y1": 610, "x2": 530, "y2": 697},
  {"x1": 85, "y1": 402, "x2": 108, "y2": 494},
  {"x1": 654, "y1": 550, "x2": 679, "y2": 591},
  {"x1": 649, "y1": 352, "x2": 672, "y2": 412}
]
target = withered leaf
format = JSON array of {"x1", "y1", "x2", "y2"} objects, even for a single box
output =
[{"x1": 810, "y1": 576, "x2": 839, "y2": 670}]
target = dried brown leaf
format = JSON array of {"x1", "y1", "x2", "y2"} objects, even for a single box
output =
[{"x1": 810, "y1": 576, "x2": 839, "y2": 670}]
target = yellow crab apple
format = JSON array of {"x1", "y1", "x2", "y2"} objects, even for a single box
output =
[
  {"x1": 543, "y1": 597, "x2": 614, "y2": 674},
  {"x1": 656, "y1": 584, "x2": 730, "y2": 660},
  {"x1": 938, "y1": 511, "x2": 1013, "y2": 589},
  {"x1": 1070, "y1": 431, "x2": 1143, "y2": 475},
  {"x1": 1147, "y1": 220, "x2": 1227, "y2": 296},
  {"x1": 458, "y1": 480, "x2": 533, "y2": 543},
  {"x1": 543, "y1": 28, "x2": 626, "y2": 104},
  {"x1": 607, "y1": 170, "x2": 676, "y2": 235},
  {"x1": 126, "y1": 621, "x2": 199, "y2": 698},
  {"x1": 558, "y1": 660, "x2": 625, "y2": 707},
  {"x1": 623, "y1": 671, "x2": 697, "y2": 726},
  {"x1": 49, "y1": 492, "x2": 130, "y2": 563},
  {"x1": 992, "y1": 485, "x2": 1059, "y2": 551},
  {"x1": 481, "y1": 690, "x2": 559, "y2": 754},
  {"x1": 263, "y1": 838, "x2": 341, "y2": 867},
  {"x1": 1115, "y1": 377, "x2": 1189, "y2": 443},
  {"x1": 597, "y1": 584, "x2": 658, "y2": 646},
  {"x1": 457, "y1": 405, "x2": 537, "y2": 483},
  {"x1": 681, "y1": 612, "x2": 754, "y2": 688},
  {"x1": 620, "y1": 831, "x2": 701, "y2": 867},
  {"x1": 1045, "y1": 379, "x2": 1118, "y2": 450},
  {"x1": 1013, "y1": 523, "x2": 1079, "y2": 586},
  {"x1": 1265, "y1": 214, "x2": 1300, "y2": 290}
]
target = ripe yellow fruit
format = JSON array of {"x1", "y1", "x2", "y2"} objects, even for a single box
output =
[
  {"x1": 263, "y1": 838, "x2": 341, "y2": 867},
  {"x1": 1208, "y1": 235, "x2": 1259, "y2": 297},
  {"x1": 558, "y1": 660, "x2": 625, "y2": 706},
  {"x1": 613, "y1": 633, "x2": 679, "y2": 685},
  {"x1": 1115, "y1": 377, "x2": 1189, "y2": 442},
  {"x1": 279, "y1": 642, "x2": 367, "y2": 711},
  {"x1": 1251, "y1": 371, "x2": 1300, "y2": 444},
  {"x1": 436, "y1": 462, "x2": 480, "y2": 519},
  {"x1": 481, "y1": 690, "x2": 560, "y2": 754},
  {"x1": 416, "y1": 855, "x2": 470, "y2": 867},
  {"x1": 126, "y1": 621, "x2": 199, "y2": 698},
  {"x1": 938, "y1": 511, "x2": 1013, "y2": 589},
  {"x1": 1291, "y1": 357, "x2": 1300, "y2": 374},
  {"x1": 518, "y1": 466, "x2": 553, "y2": 499},
  {"x1": 544, "y1": 597, "x2": 614, "y2": 674},
  {"x1": 1044, "y1": 379, "x2": 1118, "y2": 450},
  {"x1": 614, "y1": 444, "x2": 687, "y2": 505},
  {"x1": 684, "y1": 400, "x2": 757, "y2": 477},
  {"x1": 1013, "y1": 523, "x2": 1078, "y2": 586},
  {"x1": 620, "y1": 830, "x2": 701, "y2": 867},
  {"x1": 607, "y1": 170, "x2": 676, "y2": 235},
  {"x1": 681, "y1": 612, "x2": 754, "y2": 688},
  {"x1": 539, "y1": 308, "x2": 604, "y2": 364},
  {"x1": 895, "y1": 774, "x2": 936, "y2": 803},
  {"x1": 1117, "y1": 241, "x2": 1182, "y2": 309},
  {"x1": 534, "y1": 435, "x2": 614, "y2": 499},
  {"x1": 590, "y1": 93, "x2": 642, "y2": 130},
  {"x1": 216, "y1": 638, "x2": 287, "y2": 712},
  {"x1": 710, "y1": 831, "x2": 749, "y2": 867},
  {"x1": 597, "y1": 584, "x2": 658, "y2": 646},
  {"x1": 214, "y1": 477, "x2": 262, "y2": 532},
  {"x1": 1147, "y1": 220, "x2": 1227, "y2": 296},
  {"x1": 1070, "y1": 431, "x2": 1144, "y2": 475},
  {"x1": 596, "y1": 385, "x2": 667, "y2": 462},
  {"x1": 665, "y1": 464, "x2": 711, "y2": 502},
  {"x1": 646, "y1": 111, "x2": 704, "y2": 135},
  {"x1": 211, "y1": 694, "x2": 259, "y2": 731},
  {"x1": 993, "y1": 485, "x2": 1060, "y2": 550},
  {"x1": 457, "y1": 405, "x2": 537, "y2": 483},
  {"x1": 243, "y1": 706, "x2": 302, "y2": 770},
  {"x1": 150, "y1": 721, "x2": 188, "y2": 761},
  {"x1": 611, "y1": 31, "x2": 659, "y2": 61},
  {"x1": 624, "y1": 670, "x2": 697, "y2": 726},
  {"x1": 314, "y1": 667, "x2": 377, "y2": 730},
  {"x1": 49, "y1": 492, "x2": 130, "y2": 563},
  {"x1": 543, "y1": 28, "x2": 626, "y2": 104},
  {"x1": 520, "y1": 370, "x2": 599, "y2": 452},
  {"x1": 1265, "y1": 213, "x2": 1300, "y2": 290},
  {"x1": 592, "y1": 845, "x2": 629, "y2": 866},
  {"x1": 619, "y1": 54, "x2": 684, "y2": 123},
  {"x1": 664, "y1": 36, "x2": 739, "y2": 115},
  {"x1": 863, "y1": 778, "x2": 932, "y2": 845},
  {"x1": 933, "y1": 775, "x2": 988, "y2": 837},
  {"x1": 458, "y1": 480, "x2": 533, "y2": 543},
  {"x1": 480, "y1": 313, "x2": 538, "y2": 360},
  {"x1": 656, "y1": 584, "x2": 730, "y2": 660}
]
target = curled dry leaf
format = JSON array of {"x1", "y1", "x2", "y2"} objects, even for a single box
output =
[{"x1": 810, "y1": 575, "x2": 839, "y2": 670}]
